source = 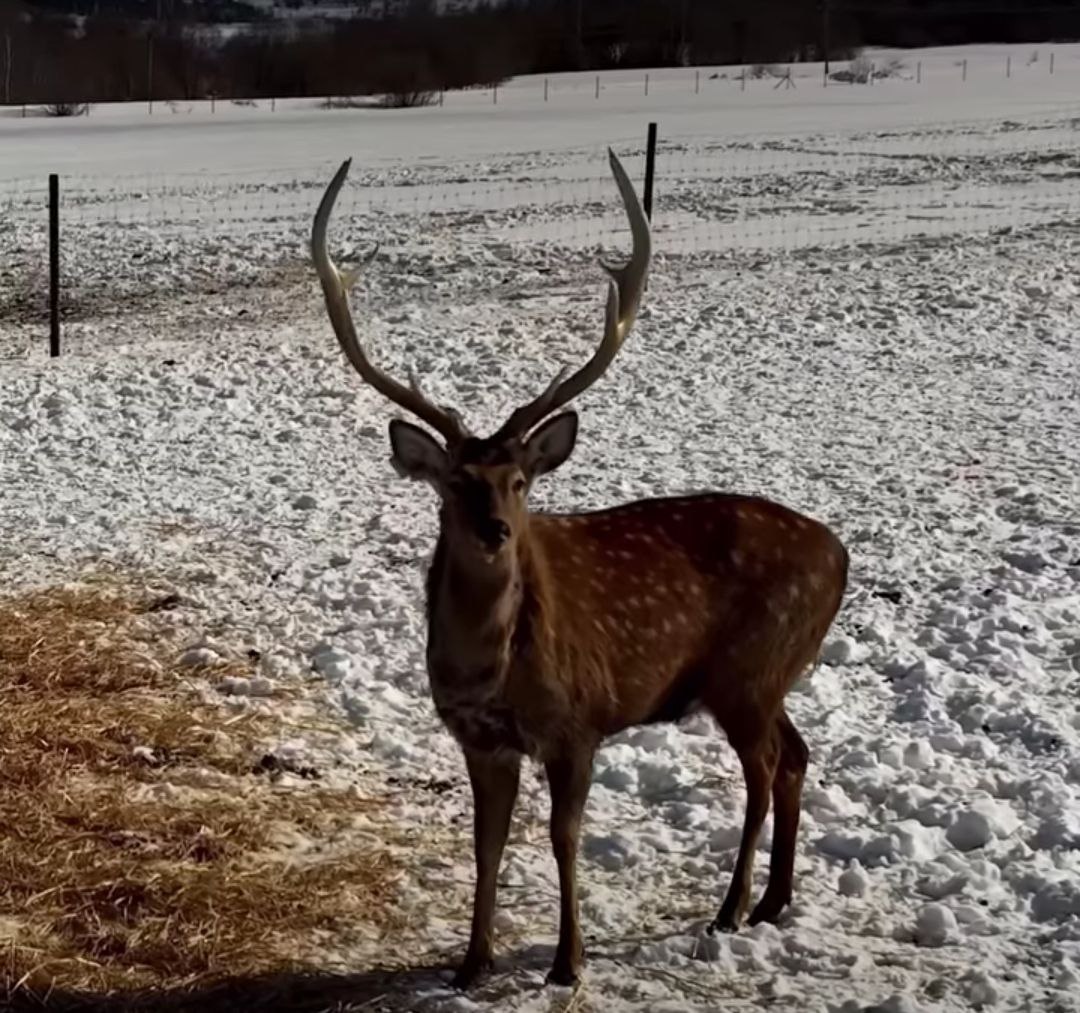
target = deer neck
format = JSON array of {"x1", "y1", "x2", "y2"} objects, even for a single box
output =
[{"x1": 426, "y1": 525, "x2": 533, "y2": 686}]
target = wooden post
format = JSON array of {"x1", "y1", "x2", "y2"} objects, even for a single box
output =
[
  {"x1": 643, "y1": 122, "x2": 657, "y2": 221},
  {"x1": 774, "y1": 68, "x2": 795, "y2": 90},
  {"x1": 49, "y1": 174, "x2": 60, "y2": 358}
]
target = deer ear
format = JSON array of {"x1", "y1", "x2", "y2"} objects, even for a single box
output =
[
  {"x1": 524, "y1": 411, "x2": 578, "y2": 478},
  {"x1": 389, "y1": 420, "x2": 447, "y2": 483}
]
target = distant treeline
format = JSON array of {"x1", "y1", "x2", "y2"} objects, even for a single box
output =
[{"x1": 2, "y1": 0, "x2": 1079, "y2": 106}]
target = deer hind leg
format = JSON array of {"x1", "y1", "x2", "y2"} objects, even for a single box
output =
[
  {"x1": 545, "y1": 747, "x2": 595, "y2": 986},
  {"x1": 453, "y1": 749, "x2": 521, "y2": 990},
  {"x1": 710, "y1": 718, "x2": 780, "y2": 934},
  {"x1": 748, "y1": 710, "x2": 808, "y2": 926}
]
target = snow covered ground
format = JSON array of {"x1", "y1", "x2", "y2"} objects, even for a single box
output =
[{"x1": 2, "y1": 46, "x2": 1080, "y2": 1012}]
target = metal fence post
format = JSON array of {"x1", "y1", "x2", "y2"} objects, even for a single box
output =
[
  {"x1": 643, "y1": 122, "x2": 657, "y2": 221},
  {"x1": 49, "y1": 174, "x2": 60, "y2": 358},
  {"x1": 147, "y1": 34, "x2": 154, "y2": 113},
  {"x1": 3, "y1": 32, "x2": 11, "y2": 105}
]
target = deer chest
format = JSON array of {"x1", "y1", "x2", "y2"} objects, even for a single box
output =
[
  {"x1": 428, "y1": 665, "x2": 529, "y2": 756},
  {"x1": 434, "y1": 697, "x2": 527, "y2": 756}
]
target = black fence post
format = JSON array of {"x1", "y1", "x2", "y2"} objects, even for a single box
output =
[
  {"x1": 49, "y1": 173, "x2": 60, "y2": 358},
  {"x1": 643, "y1": 122, "x2": 657, "y2": 222},
  {"x1": 3, "y1": 31, "x2": 11, "y2": 105},
  {"x1": 147, "y1": 34, "x2": 154, "y2": 114}
]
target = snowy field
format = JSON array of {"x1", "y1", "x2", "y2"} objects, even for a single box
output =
[{"x1": 2, "y1": 45, "x2": 1080, "y2": 1012}]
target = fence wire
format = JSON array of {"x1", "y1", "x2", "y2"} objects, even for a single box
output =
[{"x1": 2, "y1": 106, "x2": 1079, "y2": 355}]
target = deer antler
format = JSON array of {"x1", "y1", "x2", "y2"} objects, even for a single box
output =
[
  {"x1": 311, "y1": 159, "x2": 468, "y2": 443},
  {"x1": 493, "y1": 148, "x2": 652, "y2": 441}
]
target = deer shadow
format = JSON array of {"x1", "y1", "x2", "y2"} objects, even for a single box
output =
[{"x1": 4, "y1": 964, "x2": 456, "y2": 1013}]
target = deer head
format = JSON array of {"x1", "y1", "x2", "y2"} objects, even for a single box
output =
[{"x1": 311, "y1": 151, "x2": 651, "y2": 566}]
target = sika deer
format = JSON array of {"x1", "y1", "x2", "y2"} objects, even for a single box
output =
[{"x1": 311, "y1": 151, "x2": 848, "y2": 988}]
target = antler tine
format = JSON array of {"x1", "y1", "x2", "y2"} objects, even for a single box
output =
[
  {"x1": 494, "y1": 148, "x2": 651, "y2": 441},
  {"x1": 312, "y1": 158, "x2": 467, "y2": 443}
]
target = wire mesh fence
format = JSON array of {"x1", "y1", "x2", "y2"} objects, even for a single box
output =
[
  {"x1": 2, "y1": 42, "x2": 1078, "y2": 118},
  {"x1": 2, "y1": 104, "x2": 1079, "y2": 357}
]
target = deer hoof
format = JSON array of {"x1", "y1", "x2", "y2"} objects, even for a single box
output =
[
  {"x1": 747, "y1": 893, "x2": 789, "y2": 927},
  {"x1": 546, "y1": 963, "x2": 581, "y2": 988},
  {"x1": 708, "y1": 910, "x2": 741, "y2": 935},
  {"x1": 451, "y1": 955, "x2": 492, "y2": 990}
]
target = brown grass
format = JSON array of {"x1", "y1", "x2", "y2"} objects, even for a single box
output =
[{"x1": 0, "y1": 583, "x2": 400, "y2": 1005}]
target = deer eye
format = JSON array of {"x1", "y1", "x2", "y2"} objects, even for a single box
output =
[
  {"x1": 512, "y1": 477, "x2": 527, "y2": 494},
  {"x1": 448, "y1": 474, "x2": 479, "y2": 497}
]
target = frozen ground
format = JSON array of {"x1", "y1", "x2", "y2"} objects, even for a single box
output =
[{"x1": 2, "y1": 46, "x2": 1080, "y2": 1012}]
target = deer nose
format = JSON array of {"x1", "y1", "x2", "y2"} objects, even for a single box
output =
[{"x1": 481, "y1": 519, "x2": 511, "y2": 549}]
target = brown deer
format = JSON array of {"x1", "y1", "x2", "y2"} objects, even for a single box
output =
[{"x1": 311, "y1": 151, "x2": 848, "y2": 988}]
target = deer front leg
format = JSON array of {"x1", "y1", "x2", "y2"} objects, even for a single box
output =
[
  {"x1": 545, "y1": 748, "x2": 595, "y2": 986},
  {"x1": 453, "y1": 749, "x2": 521, "y2": 990}
]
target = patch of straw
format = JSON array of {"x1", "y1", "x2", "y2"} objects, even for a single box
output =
[{"x1": 0, "y1": 583, "x2": 399, "y2": 1003}]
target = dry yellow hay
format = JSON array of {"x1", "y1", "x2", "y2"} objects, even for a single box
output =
[{"x1": 0, "y1": 582, "x2": 401, "y2": 1008}]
